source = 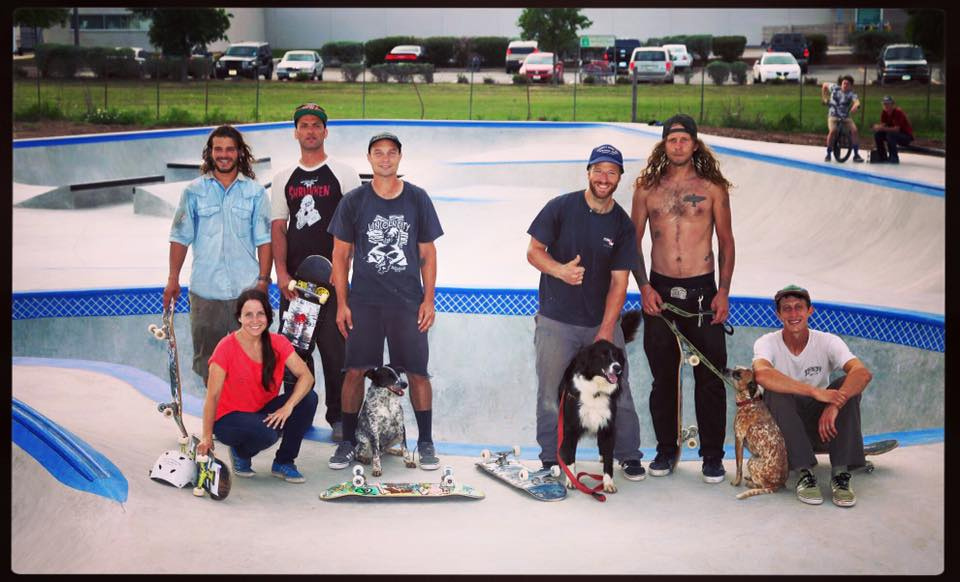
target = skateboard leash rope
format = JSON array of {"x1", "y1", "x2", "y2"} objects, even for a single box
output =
[
  {"x1": 656, "y1": 304, "x2": 736, "y2": 391},
  {"x1": 556, "y1": 390, "x2": 607, "y2": 502}
]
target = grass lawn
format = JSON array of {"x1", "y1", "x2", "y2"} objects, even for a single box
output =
[{"x1": 13, "y1": 78, "x2": 945, "y2": 140}]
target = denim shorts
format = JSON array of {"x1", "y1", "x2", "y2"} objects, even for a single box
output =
[{"x1": 344, "y1": 301, "x2": 430, "y2": 377}]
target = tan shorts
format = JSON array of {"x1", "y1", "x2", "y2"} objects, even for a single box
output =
[{"x1": 828, "y1": 117, "x2": 856, "y2": 132}]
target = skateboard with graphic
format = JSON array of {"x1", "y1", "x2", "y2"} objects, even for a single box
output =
[
  {"x1": 320, "y1": 465, "x2": 484, "y2": 500},
  {"x1": 193, "y1": 451, "x2": 231, "y2": 500},
  {"x1": 815, "y1": 439, "x2": 899, "y2": 473},
  {"x1": 475, "y1": 446, "x2": 566, "y2": 501},
  {"x1": 662, "y1": 316, "x2": 701, "y2": 467},
  {"x1": 281, "y1": 255, "x2": 333, "y2": 352}
]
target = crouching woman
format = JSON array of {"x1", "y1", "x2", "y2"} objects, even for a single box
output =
[{"x1": 196, "y1": 288, "x2": 318, "y2": 483}]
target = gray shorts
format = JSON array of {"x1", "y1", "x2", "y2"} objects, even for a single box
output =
[
  {"x1": 189, "y1": 292, "x2": 240, "y2": 383},
  {"x1": 344, "y1": 301, "x2": 429, "y2": 377}
]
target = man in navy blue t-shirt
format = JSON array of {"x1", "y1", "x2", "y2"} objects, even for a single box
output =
[
  {"x1": 526, "y1": 144, "x2": 646, "y2": 482},
  {"x1": 326, "y1": 132, "x2": 445, "y2": 471}
]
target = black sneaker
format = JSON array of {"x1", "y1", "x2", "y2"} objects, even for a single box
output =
[
  {"x1": 620, "y1": 459, "x2": 646, "y2": 481},
  {"x1": 824, "y1": 153, "x2": 832, "y2": 162},
  {"x1": 648, "y1": 452, "x2": 675, "y2": 477},
  {"x1": 853, "y1": 154, "x2": 865, "y2": 163},
  {"x1": 702, "y1": 457, "x2": 726, "y2": 483}
]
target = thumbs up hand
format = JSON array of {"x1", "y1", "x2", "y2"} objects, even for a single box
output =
[{"x1": 556, "y1": 254, "x2": 585, "y2": 286}]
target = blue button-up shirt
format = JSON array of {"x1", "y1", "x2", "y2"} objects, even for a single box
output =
[{"x1": 169, "y1": 173, "x2": 271, "y2": 300}]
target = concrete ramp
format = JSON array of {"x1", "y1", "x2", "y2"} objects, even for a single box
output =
[
  {"x1": 14, "y1": 176, "x2": 165, "y2": 209},
  {"x1": 133, "y1": 181, "x2": 188, "y2": 217}
]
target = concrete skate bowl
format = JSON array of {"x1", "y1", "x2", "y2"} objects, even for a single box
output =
[{"x1": 13, "y1": 120, "x2": 943, "y2": 460}]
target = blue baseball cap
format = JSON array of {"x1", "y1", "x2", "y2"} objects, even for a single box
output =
[{"x1": 587, "y1": 144, "x2": 624, "y2": 171}]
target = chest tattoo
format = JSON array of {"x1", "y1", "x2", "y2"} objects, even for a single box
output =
[{"x1": 684, "y1": 193, "x2": 706, "y2": 207}]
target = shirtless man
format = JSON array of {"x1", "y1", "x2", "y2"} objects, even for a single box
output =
[{"x1": 630, "y1": 114, "x2": 736, "y2": 483}]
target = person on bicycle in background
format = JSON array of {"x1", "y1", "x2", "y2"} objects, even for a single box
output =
[{"x1": 821, "y1": 75, "x2": 863, "y2": 163}]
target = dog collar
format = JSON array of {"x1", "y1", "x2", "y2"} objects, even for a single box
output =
[{"x1": 736, "y1": 394, "x2": 763, "y2": 408}]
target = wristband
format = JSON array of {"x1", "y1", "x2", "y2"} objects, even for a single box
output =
[{"x1": 257, "y1": 275, "x2": 271, "y2": 283}]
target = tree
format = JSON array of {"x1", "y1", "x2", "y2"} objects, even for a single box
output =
[
  {"x1": 13, "y1": 8, "x2": 70, "y2": 51},
  {"x1": 130, "y1": 8, "x2": 232, "y2": 80},
  {"x1": 905, "y1": 9, "x2": 944, "y2": 63},
  {"x1": 517, "y1": 8, "x2": 592, "y2": 83}
]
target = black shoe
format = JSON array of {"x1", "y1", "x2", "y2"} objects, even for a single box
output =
[
  {"x1": 889, "y1": 157, "x2": 900, "y2": 164},
  {"x1": 702, "y1": 457, "x2": 726, "y2": 483},
  {"x1": 621, "y1": 459, "x2": 647, "y2": 481},
  {"x1": 648, "y1": 452, "x2": 675, "y2": 477},
  {"x1": 824, "y1": 153, "x2": 832, "y2": 162},
  {"x1": 853, "y1": 154, "x2": 865, "y2": 163}
]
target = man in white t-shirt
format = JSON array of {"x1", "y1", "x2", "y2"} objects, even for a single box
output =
[{"x1": 752, "y1": 285, "x2": 872, "y2": 507}]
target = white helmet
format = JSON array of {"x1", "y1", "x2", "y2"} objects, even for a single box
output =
[{"x1": 149, "y1": 449, "x2": 197, "y2": 488}]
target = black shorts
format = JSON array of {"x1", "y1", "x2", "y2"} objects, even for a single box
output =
[{"x1": 344, "y1": 301, "x2": 430, "y2": 377}]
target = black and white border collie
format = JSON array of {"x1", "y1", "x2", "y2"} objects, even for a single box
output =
[{"x1": 558, "y1": 310, "x2": 642, "y2": 493}]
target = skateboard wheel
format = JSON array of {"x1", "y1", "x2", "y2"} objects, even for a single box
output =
[
  {"x1": 442, "y1": 474, "x2": 455, "y2": 487},
  {"x1": 178, "y1": 435, "x2": 190, "y2": 445},
  {"x1": 480, "y1": 449, "x2": 491, "y2": 460},
  {"x1": 688, "y1": 426, "x2": 699, "y2": 437},
  {"x1": 352, "y1": 464, "x2": 364, "y2": 477},
  {"x1": 287, "y1": 280, "x2": 297, "y2": 292},
  {"x1": 550, "y1": 465, "x2": 561, "y2": 478},
  {"x1": 352, "y1": 475, "x2": 365, "y2": 487},
  {"x1": 148, "y1": 324, "x2": 158, "y2": 334},
  {"x1": 686, "y1": 439, "x2": 698, "y2": 449},
  {"x1": 195, "y1": 454, "x2": 208, "y2": 463},
  {"x1": 518, "y1": 468, "x2": 529, "y2": 481},
  {"x1": 512, "y1": 445, "x2": 521, "y2": 458},
  {"x1": 192, "y1": 487, "x2": 205, "y2": 497},
  {"x1": 688, "y1": 355, "x2": 700, "y2": 366},
  {"x1": 865, "y1": 461, "x2": 875, "y2": 473},
  {"x1": 154, "y1": 329, "x2": 167, "y2": 340},
  {"x1": 162, "y1": 407, "x2": 174, "y2": 418}
]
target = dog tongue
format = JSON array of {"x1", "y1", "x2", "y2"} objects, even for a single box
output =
[{"x1": 605, "y1": 372, "x2": 618, "y2": 384}]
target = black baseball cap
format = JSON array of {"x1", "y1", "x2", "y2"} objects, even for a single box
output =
[
  {"x1": 662, "y1": 114, "x2": 698, "y2": 141},
  {"x1": 368, "y1": 132, "x2": 402, "y2": 153},
  {"x1": 774, "y1": 284, "x2": 811, "y2": 308}
]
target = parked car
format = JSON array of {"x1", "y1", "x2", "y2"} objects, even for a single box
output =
[
  {"x1": 768, "y1": 32, "x2": 809, "y2": 73},
  {"x1": 215, "y1": 41, "x2": 273, "y2": 79},
  {"x1": 518, "y1": 51, "x2": 563, "y2": 83},
  {"x1": 662, "y1": 44, "x2": 692, "y2": 71},
  {"x1": 628, "y1": 47, "x2": 674, "y2": 83},
  {"x1": 116, "y1": 47, "x2": 148, "y2": 64},
  {"x1": 276, "y1": 50, "x2": 324, "y2": 80},
  {"x1": 505, "y1": 39, "x2": 538, "y2": 74},
  {"x1": 877, "y1": 43, "x2": 930, "y2": 84},
  {"x1": 604, "y1": 38, "x2": 641, "y2": 75},
  {"x1": 385, "y1": 45, "x2": 427, "y2": 63},
  {"x1": 752, "y1": 51, "x2": 802, "y2": 83}
]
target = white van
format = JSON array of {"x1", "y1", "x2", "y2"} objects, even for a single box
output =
[
  {"x1": 628, "y1": 47, "x2": 674, "y2": 83},
  {"x1": 505, "y1": 40, "x2": 538, "y2": 74}
]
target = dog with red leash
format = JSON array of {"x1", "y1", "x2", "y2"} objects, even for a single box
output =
[{"x1": 557, "y1": 310, "x2": 642, "y2": 497}]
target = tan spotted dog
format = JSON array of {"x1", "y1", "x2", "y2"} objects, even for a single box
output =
[
  {"x1": 355, "y1": 365, "x2": 417, "y2": 477},
  {"x1": 727, "y1": 366, "x2": 788, "y2": 499}
]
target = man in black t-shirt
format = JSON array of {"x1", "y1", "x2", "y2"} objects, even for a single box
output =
[
  {"x1": 271, "y1": 104, "x2": 361, "y2": 442},
  {"x1": 526, "y1": 144, "x2": 646, "y2": 482}
]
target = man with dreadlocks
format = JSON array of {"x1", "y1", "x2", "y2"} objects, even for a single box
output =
[
  {"x1": 164, "y1": 125, "x2": 273, "y2": 387},
  {"x1": 630, "y1": 114, "x2": 735, "y2": 483}
]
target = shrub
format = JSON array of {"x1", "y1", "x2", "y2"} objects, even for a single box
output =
[
  {"x1": 712, "y1": 36, "x2": 747, "y2": 62},
  {"x1": 341, "y1": 63, "x2": 364, "y2": 83},
  {"x1": 849, "y1": 30, "x2": 902, "y2": 61},
  {"x1": 14, "y1": 101, "x2": 66, "y2": 122},
  {"x1": 615, "y1": 75, "x2": 632, "y2": 84},
  {"x1": 776, "y1": 113, "x2": 799, "y2": 131},
  {"x1": 806, "y1": 33, "x2": 828, "y2": 65},
  {"x1": 483, "y1": 76, "x2": 496, "y2": 84},
  {"x1": 417, "y1": 63, "x2": 434, "y2": 83},
  {"x1": 472, "y1": 36, "x2": 510, "y2": 68},
  {"x1": 83, "y1": 107, "x2": 147, "y2": 125},
  {"x1": 804, "y1": 76, "x2": 819, "y2": 85},
  {"x1": 202, "y1": 108, "x2": 237, "y2": 125},
  {"x1": 321, "y1": 41, "x2": 364, "y2": 67},
  {"x1": 582, "y1": 74, "x2": 597, "y2": 85},
  {"x1": 645, "y1": 37, "x2": 663, "y2": 47},
  {"x1": 369, "y1": 63, "x2": 391, "y2": 83},
  {"x1": 422, "y1": 36, "x2": 457, "y2": 67},
  {"x1": 364, "y1": 36, "x2": 420, "y2": 66},
  {"x1": 729, "y1": 61, "x2": 748, "y2": 85},
  {"x1": 706, "y1": 61, "x2": 730, "y2": 85},
  {"x1": 35, "y1": 43, "x2": 82, "y2": 78},
  {"x1": 512, "y1": 74, "x2": 529, "y2": 85},
  {"x1": 457, "y1": 73, "x2": 469, "y2": 84},
  {"x1": 682, "y1": 68, "x2": 694, "y2": 84},
  {"x1": 685, "y1": 35, "x2": 713, "y2": 63},
  {"x1": 159, "y1": 107, "x2": 196, "y2": 126}
]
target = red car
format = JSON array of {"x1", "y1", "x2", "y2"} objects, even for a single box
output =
[
  {"x1": 385, "y1": 45, "x2": 426, "y2": 63},
  {"x1": 518, "y1": 52, "x2": 564, "y2": 82}
]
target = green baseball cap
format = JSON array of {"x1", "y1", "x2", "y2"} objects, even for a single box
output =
[
  {"x1": 774, "y1": 284, "x2": 811, "y2": 307},
  {"x1": 293, "y1": 103, "x2": 328, "y2": 125}
]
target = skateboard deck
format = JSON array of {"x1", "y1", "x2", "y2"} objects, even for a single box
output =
[
  {"x1": 815, "y1": 439, "x2": 899, "y2": 473},
  {"x1": 663, "y1": 316, "x2": 701, "y2": 467},
  {"x1": 475, "y1": 447, "x2": 566, "y2": 501},
  {"x1": 149, "y1": 301, "x2": 190, "y2": 448},
  {"x1": 281, "y1": 255, "x2": 333, "y2": 352},
  {"x1": 320, "y1": 465, "x2": 483, "y2": 500},
  {"x1": 193, "y1": 452, "x2": 231, "y2": 501}
]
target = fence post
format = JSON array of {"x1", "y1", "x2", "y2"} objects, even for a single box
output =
[
  {"x1": 573, "y1": 45, "x2": 579, "y2": 121},
  {"x1": 205, "y1": 59, "x2": 210, "y2": 119},
  {"x1": 699, "y1": 65, "x2": 705, "y2": 125},
  {"x1": 926, "y1": 79, "x2": 931, "y2": 121},
  {"x1": 255, "y1": 73, "x2": 261, "y2": 123},
  {"x1": 799, "y1": 72, "x2": 803, "y2": 128},
  {"x1": 36, "y1": 67, "x2": 41, "y2": 107},
  {"x1": 469, "y1": 67, "x2": 474, "y2": 120},
  {"x1": 103, "y1": 64, "x2": 108, "y2": 110},
  {"x1": 362, "y1": 59, "x2": 366, "y2": 119},
  {"x1": 631, "y1": 68, "x2": 638, "y2": 122},
  {"x1": 156, "y1": 59, "x2": 160, "y2": 119}
]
